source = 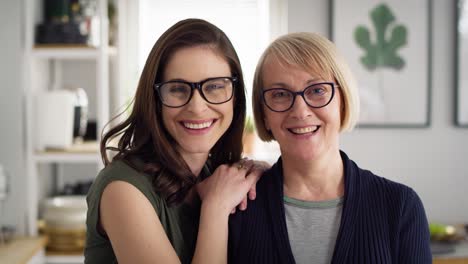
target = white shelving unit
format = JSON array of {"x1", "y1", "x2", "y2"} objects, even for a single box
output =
[
  {"x1": 31, "y1": 46, "x2": 117, "y2": 60},
  {"x1": 23, "y1": 0, "x2": 123, "y2": 263},
  {"x1": 45, "y1": 254, "x2": 85, "y2": 264}
]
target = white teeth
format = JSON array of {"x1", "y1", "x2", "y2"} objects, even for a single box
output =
[
  {"x1": 290, "y1": 126, "x2": 317, "y2": 134},
  {"x1": 183, "y1": 121, "x2": 213, "y2": 129}
]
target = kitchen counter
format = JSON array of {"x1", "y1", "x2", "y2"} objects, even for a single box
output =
[
  {"x1": 434, "y1": 241, "x2": 468, "y2": 264},
  {"x1": 0, "y1": 236, "x2": 47, "y2": 264},
  {"x1": 1, "y1": 236, "x2": 467, "y2": 264}
]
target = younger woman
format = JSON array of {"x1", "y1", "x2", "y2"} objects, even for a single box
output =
[{"x1": 85, "y1": 19, "x2": 263, "y2": 264}]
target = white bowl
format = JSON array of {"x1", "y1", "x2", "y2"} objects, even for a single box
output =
[{"x1": 42, "y1": 195, "x2": 87, "y2": 230}]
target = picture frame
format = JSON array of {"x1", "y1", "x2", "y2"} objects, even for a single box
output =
[
  {"x1": 330, "y1": 0, "x2": 432, "y2": 128},
  {"x1": 456, "y1": 0, "x2": 468, "y2": 127}
]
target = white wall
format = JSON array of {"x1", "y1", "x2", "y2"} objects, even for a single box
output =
[
  {"x1": 288, "y1": 0, "x2": 468, "y2": 223},
  {"x1": 0, "y1": 0, "x2": 26, "y2": 233}
]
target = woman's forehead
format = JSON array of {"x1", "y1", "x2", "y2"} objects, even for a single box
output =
[{"x1": 263, "y1": 54, "x2": 333, "y2": 82}]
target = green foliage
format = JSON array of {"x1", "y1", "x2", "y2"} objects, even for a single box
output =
[
  {"x1": 429, "y1": 223, "x2": 449, "y2": 236},
  {"x1": 429, "y1": 222, "x2": 456, "y2": 240},
  {"x1": 354, "y1": 4, "x2": 408, "y2": 71},
  {"x1": 244, "y1": 116, "x2": 255, "y2": 134}
]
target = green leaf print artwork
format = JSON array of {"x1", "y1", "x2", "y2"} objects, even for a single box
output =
[{"x1": 354, "y1": 3, "x2": 408, "y2": 71}]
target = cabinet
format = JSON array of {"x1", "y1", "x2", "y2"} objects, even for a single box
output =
[{"x1": 23, "y1": 0, "x2": 124, "y2": 263}]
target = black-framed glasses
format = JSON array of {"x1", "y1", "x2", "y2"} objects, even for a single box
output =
[
  {"x1": 154, "y1": 76, "x2": 237, "y2": 108},
  {"x1": 262, "y1": 82, "x2": 336, "y2": 112}
]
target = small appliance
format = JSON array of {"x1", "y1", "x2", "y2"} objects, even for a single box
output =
[{"x1": 35, "y1": 88, "x2": 89, "y2": 150}]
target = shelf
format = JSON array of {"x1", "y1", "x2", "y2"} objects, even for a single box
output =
[
  {"x1": 33, "y1": 141, "x2": 101, "y2": 163},
  {"x1": 31, "y1": 45, "x2": 117, "y2": 60},
  {"x1": 33, "y1": 152, "x2": 100, "y2": 163},
  {"x1": 24, "y1": 0, "x2": 117, "y2": 239},
  {"x1": 46, "y1": 253, "x2": 84, "y2": 264}
]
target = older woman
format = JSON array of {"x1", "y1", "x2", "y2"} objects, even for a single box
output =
[{"x1": 228, "y1": 32, "x2": 431, "y2": 264}]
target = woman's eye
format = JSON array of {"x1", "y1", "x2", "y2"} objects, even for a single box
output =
[
  {"x1": 205, "y1": 83, "x2": 225, "y2": 91},
  {"x1": 306, "y1": 85, "x2": 327, "y2": 96},
  {"x1": 272, "y1": 91, "x2": 289, "y2": 98},
  {"x1": 312, "y1": 88, "x2": 325, "y2": 94},
  {"x1": 169, "y1": 85, "x2": 188, "y2": 94}
]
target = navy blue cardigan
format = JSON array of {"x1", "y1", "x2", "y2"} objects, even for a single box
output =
[{"x1": 228, "y1": 151, "x2": 431, "y2": 263}]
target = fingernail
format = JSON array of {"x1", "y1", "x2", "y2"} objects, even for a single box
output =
[{"x1": 250, "y1": 192, "x2": 256, "y2": 200}]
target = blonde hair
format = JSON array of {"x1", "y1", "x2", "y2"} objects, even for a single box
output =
[{"x1": 252, "y1": 32, "x2": 360, "y2": 141}]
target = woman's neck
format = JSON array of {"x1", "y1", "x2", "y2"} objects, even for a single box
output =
[
  {"x1": 282, "y1": 149, "x2": 344, "y2": 201},
  {"x1": 181, "y1": 152, "x2": 209, "y2": 206},
  {"x1": 181, "y1": 152, "x2": 209, "y2": 177}
]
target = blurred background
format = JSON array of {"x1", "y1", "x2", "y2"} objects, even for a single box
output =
[{"x1": 0, "y1": 0, "x2": 467, "y2": 263}]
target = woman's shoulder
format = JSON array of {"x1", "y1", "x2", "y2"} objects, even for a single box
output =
[
  {"x1": 85, "y1": 159, "x2": 166, "y2": 259},
  {"x1": 346, "y1": 159, "x2": 427, "y2": 232},
  {"x1": 257, "y1": 158, "x2": 283, "y2": 186},
  {"x1": 87, "y1": 159, "x2": 162, "y2": 207},
  {"x1": 94, "y1": 159, "x2": 149, "y2": 188},
  {"x1": 358, "y1": 167, "x2": 415, "y2": 197},
  {"x1": 341, "y1": 151, "x2": 411, "y2": 196},
  {"x1": 350, "y1": 160, "x2": 423, "y2": 212}
]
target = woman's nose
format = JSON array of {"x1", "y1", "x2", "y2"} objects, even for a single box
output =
[
  {"x1": 288, "y1": 95, "x2": 313, "y2": 120},
  {"x1": 186, "y1": 89, "x2": 208, "y2": 113}
]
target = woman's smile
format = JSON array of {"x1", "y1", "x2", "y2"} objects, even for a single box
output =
[
  {"x1": 287, "y1": 125, "x2": 320, "y2": 135},
  {"x1": 180, "y1": 119, "x2": 217, "y2": 135}
]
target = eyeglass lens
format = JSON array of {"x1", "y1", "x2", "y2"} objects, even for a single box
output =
[
  {"x1": 159, "y1": 77, "x2": 234, "y2": 107},
  {"x1": 263, "y1": 82, "x2": 334, "y2": 112}
]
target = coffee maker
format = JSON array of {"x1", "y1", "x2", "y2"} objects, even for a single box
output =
[
  {"x1": 72, "y1": 87, "x2": 89, "y2": 142},
  {"x1": 35, "y1": 88, "x2": 88, "y2": 150}
]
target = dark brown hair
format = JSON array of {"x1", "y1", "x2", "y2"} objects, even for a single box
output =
[{"x1": 101, "y1": 18, "x2": 246, "y2": 205}]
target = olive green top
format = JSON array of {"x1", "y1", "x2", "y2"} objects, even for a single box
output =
[{"x1": 84, "y1": 159, "x2": 203, "y2": 264}]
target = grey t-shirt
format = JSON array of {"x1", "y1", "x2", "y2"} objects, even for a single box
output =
[{"x1": 284, "y1": 195, "x2": 343, "y2": 264}]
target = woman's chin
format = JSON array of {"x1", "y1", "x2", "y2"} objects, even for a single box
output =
[
  {"x1": 178, "y1": 145, "x2": 212, "y2": 156},
  {"x1": 282, "y1": 146, "x2": 323, "y2": 161}
]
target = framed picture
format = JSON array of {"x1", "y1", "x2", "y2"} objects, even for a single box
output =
[
  {"x1": 456, "y1": 0, "x2": 468, "y2": 127},
  {"x1": 330, "y1": 0, "x2": 432, "y2": 128}
]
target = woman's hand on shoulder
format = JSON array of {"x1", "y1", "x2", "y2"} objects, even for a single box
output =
[
  {"x1": 100, "y1": 181, "x2": 181, "y2": 264},
  {"x1": 237, "y1": 158, "x2": 270, "y2": 211},
  {"x1": 196, "y1": 158, "x2": 270, "y2": 215}
]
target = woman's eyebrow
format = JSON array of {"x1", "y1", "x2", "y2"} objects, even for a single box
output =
[
  {"x1": 166, "y1": 78, "x2": 187, "y2": 82},
  {"x1": 268, "y1": 82, "x2": 290, "y2": 88},
  {"x1": 268, "y1": 79, "x2": 323, "y2": 88},
  {"x1": 305, "y1": 78, "x2": 324, "y2": 85}
]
